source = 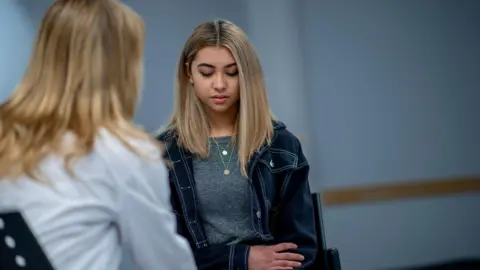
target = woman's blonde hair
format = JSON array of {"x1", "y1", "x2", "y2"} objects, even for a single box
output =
[
  {"x1": 0, "y1": 0, "x2": 152, "y2": 180},
  {"x1": 169, "y1": 19, "x2": 274, "y2": 177}
]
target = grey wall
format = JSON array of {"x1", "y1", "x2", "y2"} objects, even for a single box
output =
[
  {"x1": 300, "y1": 1, "x2": 480, "y2": 269},
  {"x1": 301, "y1": 0, "x2": 480, "y2": 188},
  {"x1": 0, "y1": 1, "x2": 35, "y2": 102},
  {"x1": 4, "y1": 1, "x2": 480, "y2": 270}
]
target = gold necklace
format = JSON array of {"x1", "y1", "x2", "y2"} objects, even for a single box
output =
[{"x1": 212, "y1": 138, "x2": 234, "y2": 175}]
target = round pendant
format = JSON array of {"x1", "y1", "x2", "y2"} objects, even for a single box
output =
[
  {"x1": 222, "y1": 150, "x2": 228, "y2": 156},
  {"x1": 224, "y1": 169, "x2": 230, "y2": 175}
]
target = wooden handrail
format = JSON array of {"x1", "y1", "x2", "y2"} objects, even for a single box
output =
[{"x1": 321, "y1": 175, "x2": 480, "y2": 206}]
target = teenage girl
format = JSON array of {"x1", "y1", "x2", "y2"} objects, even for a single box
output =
[{"x1": 158, "y1": 19, "x2": 317, "y2": 270}]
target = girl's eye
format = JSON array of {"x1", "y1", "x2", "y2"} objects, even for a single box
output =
[
  {"x1": 226, "y1": 71, "x2": 238, "y2": 77},
  {"x1": 200, "y1": 72, "x2": 213, "y2": 77}
]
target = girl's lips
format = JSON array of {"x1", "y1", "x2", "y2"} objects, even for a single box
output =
[{"x1": 212, "y1": 97, "x2": 227, "y2": 104}]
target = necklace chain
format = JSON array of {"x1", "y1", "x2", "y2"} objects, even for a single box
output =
[{"x1": 212, "y1": 138, "x2": 234, "y2": 175}]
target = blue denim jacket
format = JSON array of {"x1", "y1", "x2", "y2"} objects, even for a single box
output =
[{"x1": 157, "y1": 121, "x2": 317, "y2": 270}]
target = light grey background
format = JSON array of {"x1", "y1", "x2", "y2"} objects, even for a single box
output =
[{"x1": 2, "y1": 1, "x2": 479, "y2": 269}]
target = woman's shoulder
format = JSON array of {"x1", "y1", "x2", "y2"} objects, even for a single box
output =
[
  {"x1": 96, "y1": 129, "x2": 162, "y2": 168},
  {"x1": 154, "y1": 126, "x2": 176, "y2": 143},
  {"x1": 271, "y1": 120, "x2": 302, "y2": 153}
]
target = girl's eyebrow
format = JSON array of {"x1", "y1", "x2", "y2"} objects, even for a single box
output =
[{"x1": 196, "y1": 63, "x2": 237, "y2": 68}]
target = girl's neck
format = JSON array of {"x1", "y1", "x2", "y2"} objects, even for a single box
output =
[{"x1": 206, "y1": 107, "x2": 237, "y2": 138}]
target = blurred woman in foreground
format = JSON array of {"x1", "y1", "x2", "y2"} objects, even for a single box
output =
[{"x1": 0, "y1": 0, "x2": 196, "y2": 269}]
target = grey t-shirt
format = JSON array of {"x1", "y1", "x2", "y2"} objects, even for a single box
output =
[{"x1": 192, "y1": 136, "x2": 255, "y2": 245}]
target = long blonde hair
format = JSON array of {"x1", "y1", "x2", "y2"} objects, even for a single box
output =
[
  {"x1": 169, "y1": 19, "x2": 274, "y2": 177},
  {"x1": 0, "y1": 0, "x2": 152, "y2": 180}
]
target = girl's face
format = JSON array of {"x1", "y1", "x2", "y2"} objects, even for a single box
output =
[{"x1": 189, "y1": 46, "x2": 240, "y2": 115}]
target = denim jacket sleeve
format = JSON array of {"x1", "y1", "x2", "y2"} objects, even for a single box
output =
[
  {"x1": 271, "y1": 138, "x2": 318, "y2": 269},
  {"x1": 193, "y1": 243, "x2": 250, "y2": 270}
]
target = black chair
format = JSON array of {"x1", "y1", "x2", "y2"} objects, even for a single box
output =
[
  {"x1": 0, "y1": 211, "x2": 55, "y2": 270},
  {"x1": 312, "y1": 193, "x2": 342, "y2": 270}
]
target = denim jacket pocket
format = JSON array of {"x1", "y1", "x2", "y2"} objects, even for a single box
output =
[{"x1": 258, "y1": 148, "x2": 298, "y2": 196}]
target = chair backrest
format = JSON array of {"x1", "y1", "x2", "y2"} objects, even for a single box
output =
[
  {"x1": 312, "y1": 193, "x2": 342, "y2": 270},
  {"x1": 0, "y1": 211, "x2": 55, "y2": 270},
  {"x1": 312, "y1": 193, "x2": 330, "y2": 269}
]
